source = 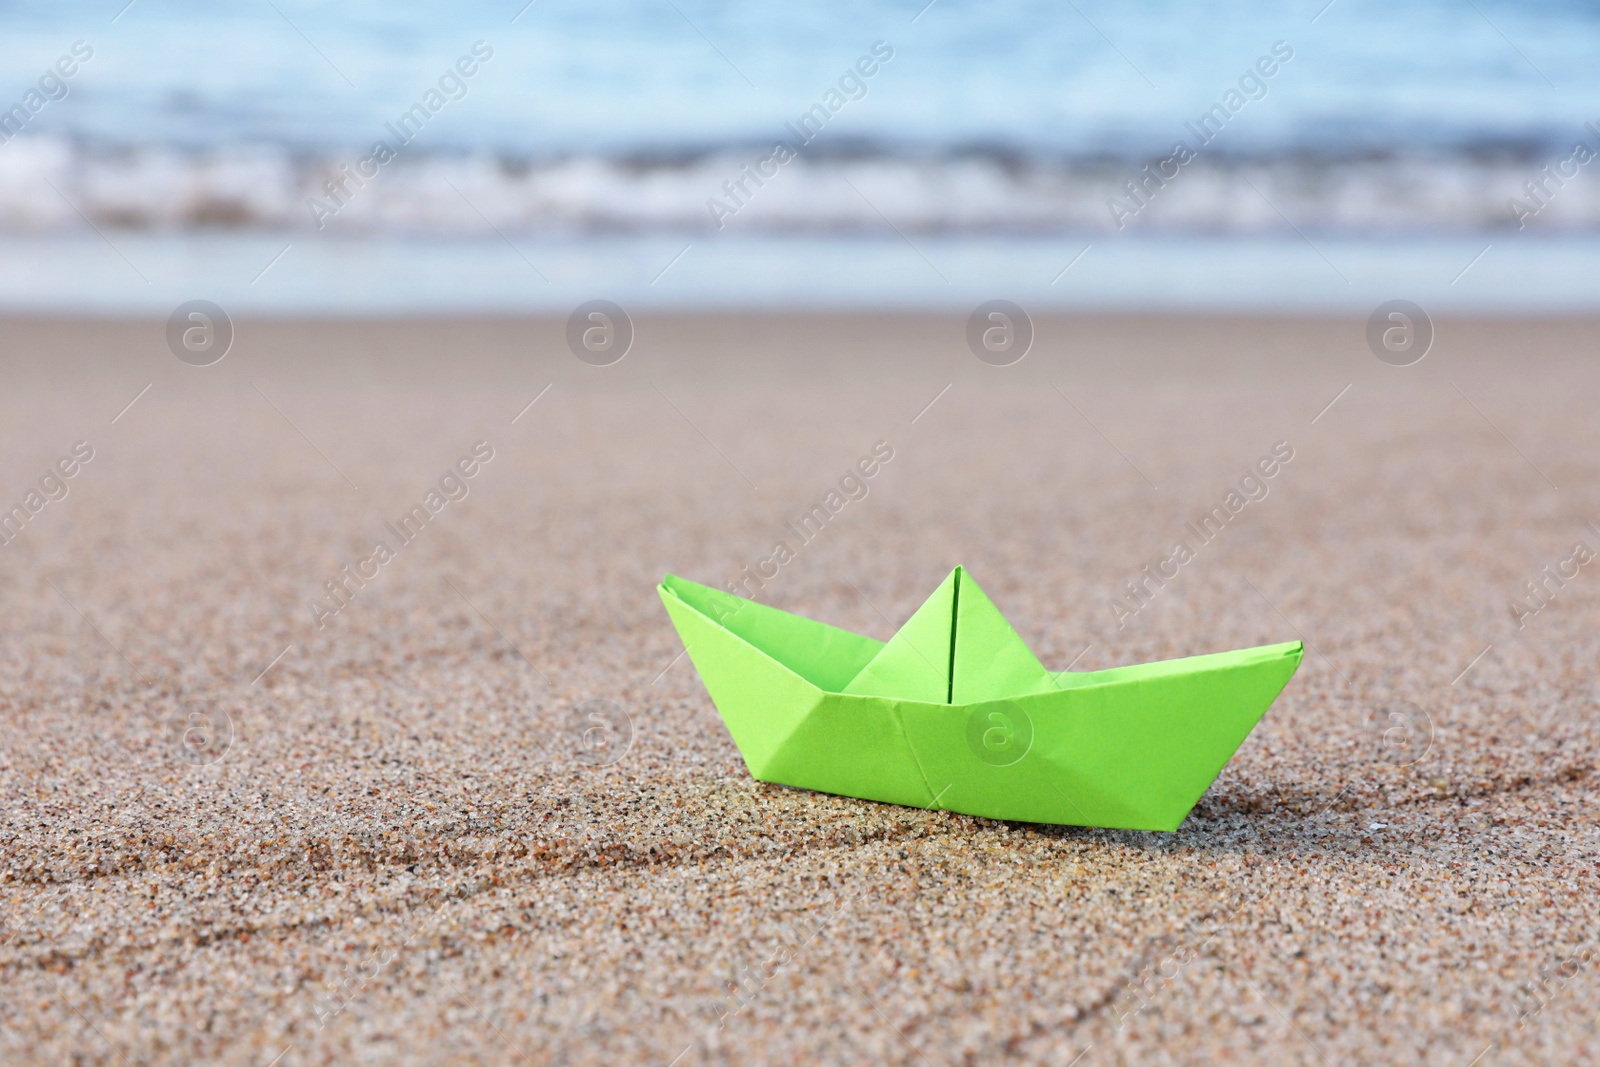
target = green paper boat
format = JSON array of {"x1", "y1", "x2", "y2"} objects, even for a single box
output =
[{"x1": 658, "y1": 567, "x2": 1301, "y2": 831}]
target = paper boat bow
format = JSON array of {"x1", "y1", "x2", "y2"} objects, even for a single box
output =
[{"x1": 659, "y1": 567, "x2": 1301, "y2": 831}]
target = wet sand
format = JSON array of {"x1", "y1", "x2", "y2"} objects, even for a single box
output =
[{"x1": 0, "y1": 313, "x2": 1596, "y2": 1065}]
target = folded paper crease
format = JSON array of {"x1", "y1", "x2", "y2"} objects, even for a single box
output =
[{"x1": 659, "y1": 567, "x2": 1302, "y2": 830}]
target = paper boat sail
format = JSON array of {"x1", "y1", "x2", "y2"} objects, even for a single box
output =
[{"x1": 659, "y1": 567, "x2": 1302, "y2": 831}]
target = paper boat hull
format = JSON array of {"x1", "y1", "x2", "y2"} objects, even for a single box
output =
[{"x1": 660, "y1": 578, "x2": 1301, "y2": 831}]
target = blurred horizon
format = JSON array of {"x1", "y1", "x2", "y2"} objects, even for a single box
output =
[{"x1": 1, "y1": 0, "x2": 1595, "y2": 312}]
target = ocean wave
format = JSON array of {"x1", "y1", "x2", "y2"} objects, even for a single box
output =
[{"x1": 0, "y1": 136, "x2": 1595, "y2": 235}]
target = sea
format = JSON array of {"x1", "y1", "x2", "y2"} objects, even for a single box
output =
[{"x1": 0, "y1": 0, "x2": 1596, "y2": 313}]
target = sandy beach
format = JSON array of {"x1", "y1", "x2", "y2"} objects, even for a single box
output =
[{"x1": 1, "y1": 312, "x2": 1596, "y2": 1066}]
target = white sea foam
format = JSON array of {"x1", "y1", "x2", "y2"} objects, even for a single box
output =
[{"x1": 3, "y1": 137, "x2": 1598, "y2": 236}]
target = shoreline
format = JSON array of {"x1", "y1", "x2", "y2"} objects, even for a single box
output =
[{"x1": 3, "y1": 234, "x2": 1600, "y2": 317}]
